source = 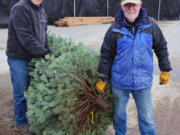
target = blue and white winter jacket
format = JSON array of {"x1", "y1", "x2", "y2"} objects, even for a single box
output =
[{"x1": 99, "y1": 8, "x2": 172, "y2": 90}]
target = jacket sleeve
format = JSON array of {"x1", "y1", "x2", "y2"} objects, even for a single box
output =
[
  {"x1": 43, "y1": 8, "x2": 50, "y2": 52},
  {"x1": 45, "y1": 33, "x2": 50, "y2": 52},
  {"x1": 152, "y1": 20, "x2": 172, "y2": 72},
  {"x1": 12, "y1": 6, "x2": 49, "y2": 57},
  {"x1": 98, "y1": 26, "x2": 117, "y2": 79}
]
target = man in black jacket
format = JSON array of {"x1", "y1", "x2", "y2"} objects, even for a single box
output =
[{"x1": 6, "y1": 0, "x2": 49, "y2": 134}]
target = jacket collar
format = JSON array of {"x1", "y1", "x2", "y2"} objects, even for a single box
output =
[
  {"x1": 116, "y1": 8, "x2": 147, "y2": 27},
  {"x1": 27, "y1": 0, "x2": 42, "y2": 10}
]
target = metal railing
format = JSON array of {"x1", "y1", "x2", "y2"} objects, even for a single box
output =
[
  {"x1": 107, "y1": 0, "x2": 109, "y2": 16},
  {"x1": 73, "y1": 0, "x2": 76, "y2": 17},
  {"x1": 158, "y1": 0, "x2": 161, "y2": 20},
  {"x1": 73, "y1": 0, "x2": 177, "y2": 20}
]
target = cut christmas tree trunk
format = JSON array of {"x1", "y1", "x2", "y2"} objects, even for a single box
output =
[{"x1": 25, "y1": 34, "x2": 113, "y2": 135}]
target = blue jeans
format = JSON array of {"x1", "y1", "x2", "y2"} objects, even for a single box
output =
[
  {"x1": 7, "y1": 57, "x2": 29, "y2": 125},
  {"x1": 112, "y1": 87, "x2": 156, "y2": 135}
]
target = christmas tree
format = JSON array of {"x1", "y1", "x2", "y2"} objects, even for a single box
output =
[{"x1": 25, "y1": 34, "x2": 113, "y2": 135}]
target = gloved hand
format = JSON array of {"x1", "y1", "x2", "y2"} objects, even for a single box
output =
[
  {"x1": 159, "y1": 72, "x2": 169, "y2": 85},
  {"x1": 96, "y1": 80, "x2": 107, "y2": 93}
]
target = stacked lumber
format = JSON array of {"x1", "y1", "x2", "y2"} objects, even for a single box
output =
[{"x1": 54, "y1": 17, "x2": 115, "y2": 27}]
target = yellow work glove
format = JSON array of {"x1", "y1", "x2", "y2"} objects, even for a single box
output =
[
  {"x1": 96, "y1": 80, "x2": 107, "y2": 93},
  {"x1": 159, "y1": 72, "x2": 169, "y2": 85}
]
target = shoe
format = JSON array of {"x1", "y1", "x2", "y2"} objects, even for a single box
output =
[{"x1": 15, "y1": 125, "x2": 34, "y2": 135}]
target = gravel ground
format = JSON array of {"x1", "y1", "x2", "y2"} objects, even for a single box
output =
[{"x1": 0, "y1": 21, "x2": 180, "y2": 135}]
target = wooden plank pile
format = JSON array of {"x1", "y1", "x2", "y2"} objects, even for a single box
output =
[{"x1": 54, "y1": 17, "x2": 115, "y2": 27}]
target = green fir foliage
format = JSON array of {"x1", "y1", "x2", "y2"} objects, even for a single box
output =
[{"x1": 25, "y1": 34, "x2": 113, "y2": 135}]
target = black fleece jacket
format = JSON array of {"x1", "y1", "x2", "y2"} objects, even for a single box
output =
[{"x1": 6, "y1": 0, "x2": 49, "y2": 61}]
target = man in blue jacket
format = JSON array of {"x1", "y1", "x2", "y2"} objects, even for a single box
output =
[
  {"x1": 6, "y1": 0, "x2": 49, "y2": 134},
  {"x1": 96, "y1": 0, "x2": 172, "y2": 134}
]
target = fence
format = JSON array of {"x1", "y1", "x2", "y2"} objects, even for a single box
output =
[{"x1": 0, "y1": 0, "x2": 180, "y2": 27}]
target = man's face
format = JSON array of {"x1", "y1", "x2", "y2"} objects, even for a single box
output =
[
  {"x1": 31, "y1": 0, "x2": 43, "y2": 5},
  {"x1": 121, "y1": 2, "x2": 142, "y2": 23}
]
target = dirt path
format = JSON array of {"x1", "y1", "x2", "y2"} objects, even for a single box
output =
[
  {"x1": 0, "y1": 73, "x2": 20, "y2": 135},
  {"x1": 154, "y1": 96, "x2": 180, "y2": 135}
]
